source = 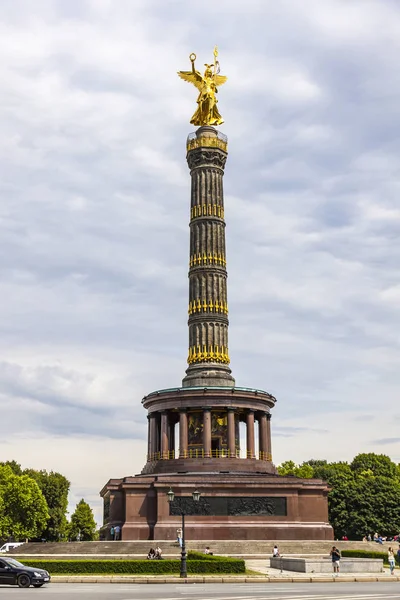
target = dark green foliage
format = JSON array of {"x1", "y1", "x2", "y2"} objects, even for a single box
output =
[
  {"x1": 350, "y1": 453, "x2": 396, "y2": 479},
  {"x1": 24, "y1": 469, "x2": 70, "y2": 541},
  {"x1": 68, "y1": 499, "x2": 97, "y2": 541},
  {"x1": 280, "y1": 453, "x2": 400, "y2": 540},
  {"x1": 0, "y1": 461, "x2": 23, "y2": 476},
  {"x1": 0, "y1": 465, "x2": 49, "y2": 540},
  {"x1": 21, "y1": 557, "x2": 246, "y2": 575}
]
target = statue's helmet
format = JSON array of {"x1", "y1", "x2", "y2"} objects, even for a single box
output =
[{"x1": 204, "y1": 64, "x2": 213, "y2": 77}]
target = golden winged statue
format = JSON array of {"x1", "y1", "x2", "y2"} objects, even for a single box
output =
[{"x1": 178, "y1": 46, "x2": 227, "y2": 126}]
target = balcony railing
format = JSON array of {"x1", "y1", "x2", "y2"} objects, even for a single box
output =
[{"x1": 147, "y1": 449, "x2": 271, "y2": 462}]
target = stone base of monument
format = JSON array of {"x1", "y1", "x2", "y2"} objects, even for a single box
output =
[
  {"x1": 101, "y1": 471, "x2": 333, "y2": 541},
  {"x1": 270, "y1": 557, "x2": 384, "y2": 573}
]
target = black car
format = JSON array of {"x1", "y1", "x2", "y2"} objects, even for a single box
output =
[{"x1": 0, "y1": 556, "x2": 50, "y2": 588}]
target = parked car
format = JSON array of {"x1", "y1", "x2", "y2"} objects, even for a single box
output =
[
  {"x1": 0, "y1": 556, "x2": 50, "y2": 588},
  {"x1": 0, "y1": 542, "x2": 25, "y2": 553}
]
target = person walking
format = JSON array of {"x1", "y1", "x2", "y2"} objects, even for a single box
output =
[
  {"x1": 388, "y1": 547, "x2": 395, "y2": 575},
  {"x1": 330, "y1": 546, "x2": 341, "y2": 575}
]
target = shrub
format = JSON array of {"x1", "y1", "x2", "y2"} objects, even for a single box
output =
[{"x1": 21, "y1": 557, "x2": 245, "y2": 575}]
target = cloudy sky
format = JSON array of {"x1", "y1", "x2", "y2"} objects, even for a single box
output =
[{"x1": 1, "y1": 0, "x2": 400, "y2": 525}]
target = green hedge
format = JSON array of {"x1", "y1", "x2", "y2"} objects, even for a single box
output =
[
  {"x1": 21, "y1": 558, "x2": 245, "y2": 575},
  {"x1": 187, "y1": 551, "x2": 230, "y2": 561},
  {"x1": 342, "y1": 549, "x2": 399, "y2": 566}
]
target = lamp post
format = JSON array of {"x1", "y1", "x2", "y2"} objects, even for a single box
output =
[{"x1": 167, "y1": 487, "x2": 201, "y2": 578}]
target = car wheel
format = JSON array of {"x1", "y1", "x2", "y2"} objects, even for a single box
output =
[
  {"x1": 17, "y1": 573, "x2": 31, "y2": 588},
  {"x1": 33, "y1": 583, "x2": 44, "y2": 588}
]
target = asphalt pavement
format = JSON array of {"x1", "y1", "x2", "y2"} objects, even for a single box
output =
[{"x1": 1, "y1": 582, "x2": 400, "y2": 599}]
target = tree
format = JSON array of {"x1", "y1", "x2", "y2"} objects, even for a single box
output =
[
  {"x1": 277, "y1": 460, "x2": 314, "y2": 479},
  {"x1": 24, "y1": 469, "x2": 70, "y2": 541},
  {"x1": 350, "y1": 453, "x2": 396, "y2": 479},
  {"x1": 0, "y1": 465, "x2": 49, "y2": 540},
  {"x1": 68, "y1": 499, "x2": 97, "y2": 541},
  {"x1": 0, "y1": 461, "x2": 22, "y2": 476},
  {"x1": 278, "y1": 453, "x2": 400, "y2": 539}
]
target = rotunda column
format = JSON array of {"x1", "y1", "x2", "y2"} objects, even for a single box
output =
[
  {"x1": 246, "y1": 409, "x2": 255, "y2": 458},
  {"x1": 160, "y1": 411, "x2": 169, "y2": 459},
  {"x1": 259, "y1": 412, "x2": 268, "y2": 460},
  {"x1": 267, "y1": 412, "x2": 272, "y2": 461},
  {"x1": 149, "y1": 413, "x2": 158, "y2": 460},
  {"x1": 179, "y1": 410, "x2": 188, "y2": 458},
  {"x1": 227, "y1": 408, "x2": 236, "y2": 457},
  {"x1": 203, "y1": 408, "x2": 212, "y2": 458}
]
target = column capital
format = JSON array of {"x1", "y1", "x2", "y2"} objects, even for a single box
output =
[
  {"x1": 266, "y1": 412, "x2": 272, "y2": 420},
  {"x1": 226, "y1": 406, "x2": 235, "y2": 412}
]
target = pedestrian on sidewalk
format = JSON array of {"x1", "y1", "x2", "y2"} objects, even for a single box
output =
[
  {"x1": 330, "y1": 546, "x2": 341, "y2": 575},
  {"x1": 388, "y1": 547, "x2": 395, "y2": 575}
]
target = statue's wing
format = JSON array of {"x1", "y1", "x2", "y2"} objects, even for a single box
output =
[
  {"x1": 177, "y1": 70, "x2": 203, "y2": 91},
  {"x1": 214, "y1": 75, "x2": 228, "y2": 87}
]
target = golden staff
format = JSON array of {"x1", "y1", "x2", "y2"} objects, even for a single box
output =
[{"x1": 213, "y1": 45, "x2": 219, "y2": 83}]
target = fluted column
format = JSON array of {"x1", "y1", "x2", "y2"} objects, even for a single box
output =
[
  {"x1": 160, "y1": 411, "x2": 169, "y2": 459},
  {"x1": 203, "y1": 408, "x2": 212, "y2": 458},
  {"x1": 183, "y1": 126, "x2": 235, "y2": 388},
  {"x1": 259, "y1": 412, "x2": 268, "y2": 460},
  {"x1": 227, "y1": 408, "x2": 236, "y2": 458},
  {"x1": 246, "y1": 410, "x2": 255, "y2": 459},
  {"x1": 266, "y1": 413, "x2": 272, "y2": 461},
  {"x1": 179, "y1": 410, "x2": 188, "y2": 458}
]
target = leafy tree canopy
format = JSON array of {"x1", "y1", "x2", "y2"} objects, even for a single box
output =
[
  {"x1": 0, "y1": 465, "x2": 49, "y2": 540},
  {"x1": 24, "y1": 469, "x2": 70, "y2": 541},
  {"x1": 278, "y1": 453, "x2": 400, "y2": 539},
  {"x1": 68, "y1": 499, "x2": 97, "y2": 542}
]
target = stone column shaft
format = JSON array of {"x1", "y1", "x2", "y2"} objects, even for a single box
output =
[
  {"x1": 160, "y1": 412, "x2": 169, "y2": 459},
  {"x1": 183, "y1": 126, "x2": 235, "y2": 388},
  {"x1": 246, "y1": 410, "x2": 255, "y2": 459},
  {"x1": 203, "y1": 408, "x2": 212, "y2": 458},
  {"x1": 259, "y1": 412, "x2": 268, "y2": 460},
  {"x1": 266, "y1": 413, "x2": 272, "y2": 461},
  {"x1": 149, "y1": 414, "x2": 157, "y2": 459},
  {"x1": 179, "y1": 411, "x2": 188, "y2": 458},
  {"x1": 227, "y1": 409, "x2": 236, "y2": 458},
  {"x1": 147, "y1": 416, "x2": 151, "y2": 461}
]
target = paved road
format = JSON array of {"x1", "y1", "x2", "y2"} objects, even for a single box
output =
[{"x1": 1, "y1": 582, "x2": 400, "y2": 599}]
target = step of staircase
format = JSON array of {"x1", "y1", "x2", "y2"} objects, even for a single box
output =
[{"x1": 12, "y1": 540, "x2": 391, "y2": 557}]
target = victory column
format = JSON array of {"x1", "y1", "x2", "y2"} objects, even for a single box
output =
[{"x1": 100, "y1": 49, "x2": 332, "y2": 542}]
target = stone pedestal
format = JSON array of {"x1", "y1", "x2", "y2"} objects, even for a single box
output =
[{"x1": 101, "y1": 471, "x2": 333, "y2": 541}]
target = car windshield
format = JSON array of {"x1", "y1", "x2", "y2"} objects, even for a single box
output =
[{"x1": 5, "y1": 558, "x2": 24, "y2": 568}]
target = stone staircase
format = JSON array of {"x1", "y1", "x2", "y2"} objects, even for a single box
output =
[{"x1": 12, "y1": 540, "x2": 390, "y2": 559}]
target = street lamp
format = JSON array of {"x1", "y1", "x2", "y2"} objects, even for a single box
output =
[{"x1": 167, "y1": 487, "x2": 201, "y2": 578}]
